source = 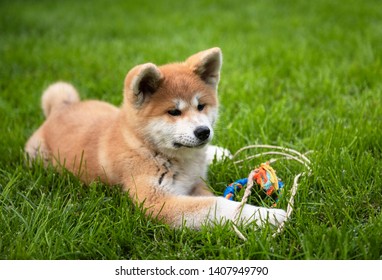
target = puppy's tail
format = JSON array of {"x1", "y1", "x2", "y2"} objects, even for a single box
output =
[{"x1": 41, "y1": 82, "x2": 80, "y2": 118}]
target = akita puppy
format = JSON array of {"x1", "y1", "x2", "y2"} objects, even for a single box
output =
[{"x1": 25, "y1": 48, "x2": 286, "y2": 229}]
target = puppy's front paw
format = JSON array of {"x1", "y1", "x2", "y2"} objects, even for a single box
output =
[
  {"x1": 268, "y1": 208, "x2": 287, "y2": 226},
  {"x1": 206, "y1": 145, "x2": 232, "y2": 164},
  {"x1": 240, "y1": 204, "x2": 287, "y2": 227}
]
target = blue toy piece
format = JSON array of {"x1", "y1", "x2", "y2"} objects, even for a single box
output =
[{"x1": 223, "y1": 178, "x2": 248, "y2": 201}]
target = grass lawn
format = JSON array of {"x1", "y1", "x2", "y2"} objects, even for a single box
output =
[{"x1": 1, "y1": 0, "x2": 382, "y2": 260}]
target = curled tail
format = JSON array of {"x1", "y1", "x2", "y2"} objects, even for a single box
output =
[{"x1": 41, "y1": 82, "x2": 80, "y2": 118}]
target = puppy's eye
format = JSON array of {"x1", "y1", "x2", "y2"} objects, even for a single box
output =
[
  {"x1": 168, "y1": 109, "x2": 182, "y2": 116},
  {"x1": 197, "y1": 104, "x2": 206, "y2": 111}
]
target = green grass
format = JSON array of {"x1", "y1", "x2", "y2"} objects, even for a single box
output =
[{"x1": 1, "y1": 0, "x2": 382, "y2": 259}]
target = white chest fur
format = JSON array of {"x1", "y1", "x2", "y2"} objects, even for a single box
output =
[{"x1": 154, "y1": 149, "x2": 208, "y2": 196}]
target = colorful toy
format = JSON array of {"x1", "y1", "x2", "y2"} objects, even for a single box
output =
[
  {"x1": 224, "y1": 144, "x2": 312, "y2": 240},
  {"x1": 223, "y1": 162, "x2": 284, "y2": 207}
]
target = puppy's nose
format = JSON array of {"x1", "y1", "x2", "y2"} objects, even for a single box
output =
[{"x1": 194, "y1": 126, "x2": 210, "y2": 141}]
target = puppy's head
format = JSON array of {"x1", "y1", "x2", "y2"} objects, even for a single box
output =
[{"x1": 123, "y1": 47, "x2": 222, "y2": 156}]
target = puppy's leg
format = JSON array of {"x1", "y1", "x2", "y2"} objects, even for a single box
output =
[
  {"x1": 25, "y1": 127, "x2": 50, "y2": 165},
  {"x1": 137, "y1": 189, "x2": 286, "y2": 229},
  {"x1": 206, "y1": 145, "x2": 232, "y2": 164},
  {"x1": 213, "y1": 197, "x2": 287, "y2": 228}
]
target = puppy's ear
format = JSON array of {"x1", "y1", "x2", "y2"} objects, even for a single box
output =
[
  {"x1": 124, "y1": 63, "x2": 163, "y2": 107},
  {"x1": 185, "y1": 47, "x2": 222, "y2": 89}
]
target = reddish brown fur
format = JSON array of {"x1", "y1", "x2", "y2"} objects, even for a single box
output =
[
  {"x1": 26, "y1": 48, "x2": 223, "y2": 227},
  {"x1": 26, "y1": 48, "x2": 287, "y2": 228}
]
